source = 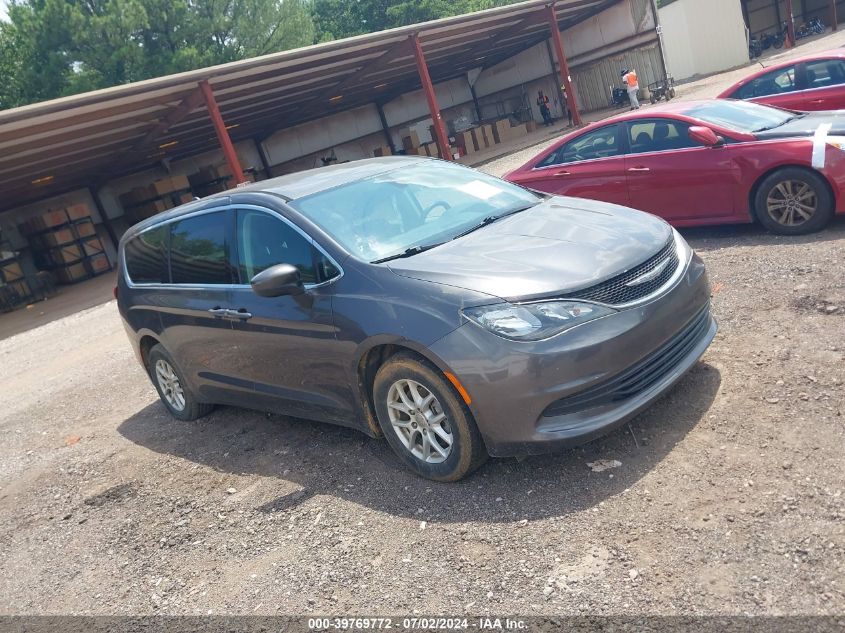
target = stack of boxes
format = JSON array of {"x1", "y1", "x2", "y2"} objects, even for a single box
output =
[
  {"x1": 391, "y1": 117, "x2": 531, "y2": 161},
  {"x1": 401, "y1": 130, "x2": 459, "y2": 160},
  {"x1": 0, "y1": 253, "x2": 28, "y2": 301},
  {"x1": 119, "y1": 175, "x2": 193, "y2": 224},
  {"x1": 18, "y1": 203, "x2": 111, "y2": 285},
  {"x1": 455, "y1": 118, "x2": 529, "y2": 158}
]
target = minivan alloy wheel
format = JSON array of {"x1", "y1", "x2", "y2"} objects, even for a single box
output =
[
  {"x1": 766, "y1": 180, "x2": 817, "y2": 227},
  {"x1": 387, "y1": 379, "x2": 453, "y2": 463},
  {"x1": 155, "y1": 359, "x2": 186, "y2": 412}
]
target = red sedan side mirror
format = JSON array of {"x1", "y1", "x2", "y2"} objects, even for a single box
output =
[{"x1": 688, "y1": 126, "x2": 724, "y2": 147}]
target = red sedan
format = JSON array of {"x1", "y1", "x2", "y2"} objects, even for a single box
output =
[
  {"x1": 717, "y1": 51, "x2": 845, "y2": 111},
  {"x1": 504, "y1": 100, "x2": 845, "y2": 235}
]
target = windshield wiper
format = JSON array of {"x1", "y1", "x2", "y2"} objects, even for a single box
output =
[
  {"x1": 753, "y1": 113, "x2": 806, "y2": 133},
  {"x1": 371, "y1": 242, "x2": 445, "y2": 264},
  {"x1": 451, "y1": 203, "x2": 537, "y2": 241}
]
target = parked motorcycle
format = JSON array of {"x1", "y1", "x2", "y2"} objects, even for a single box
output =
[
  {"x1": 749, "y1": 35, "x2": 763, "y2": 59},
  {"x1": 762, "y1": 22, "x2": 789, "y2": 49}
]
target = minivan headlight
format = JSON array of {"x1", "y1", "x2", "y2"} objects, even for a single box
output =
[
  {"x1": 673, "y1": 228, "x2": 692, "y2": 264},
  {"x1": 462, "y1": 300, "x2": 615, "y2": 341}
]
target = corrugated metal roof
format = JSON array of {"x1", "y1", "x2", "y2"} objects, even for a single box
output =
[{"x1": 0, "y1": 0, "x2": 621, "y2": 211}]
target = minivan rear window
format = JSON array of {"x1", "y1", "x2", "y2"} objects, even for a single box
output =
[
  {"x1": 125, "y1": 225, "x2": 168, "y2": 284},
  {"x1": 169, "y1": 212, "x2": 234, "y2": 285}
]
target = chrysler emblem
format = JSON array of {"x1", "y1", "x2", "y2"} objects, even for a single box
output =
[{"x1": 625, "y1": 258, "x2": 671, "y2": 287}]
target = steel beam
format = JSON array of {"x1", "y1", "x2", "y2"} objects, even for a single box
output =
[
  {"x1": 410, "y1": 34, "x2": 452, "y2": 161},
  {"x1": 832, "y1": 0, "x2": 839, "y2": 31},
  {"x1": 546, "y1": 3, "x2": 582, "y2": 126},
  {"x1": 88, "y1": 187, "x2": 121, "y2": 251},
  {"x1": 199, "y1": 80, "x2": 247, "y2": 186},
  {"x1": 254, "y1": 138, "x2": 273, "y2": 179},
  {"x1": 785, "y1": 0, "x2": 795, "y2": 47},
  {"x1": 376, "y1": 102, "x2": 397, "y2": 154}
]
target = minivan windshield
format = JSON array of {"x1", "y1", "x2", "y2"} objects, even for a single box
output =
[
  {"x1": 684, "y1": 100, "x2": 800, "y2": 133},
  {"x1": 290, "y1": 162, "x2": 541, "y2": 262}
]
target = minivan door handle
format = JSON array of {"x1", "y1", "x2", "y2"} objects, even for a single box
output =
[
  {"x1": 627, "y1": 166, "x2": 650, "y2": 172},
  {"x1": 228, "y1": 309, "x2": 253, "y2": 321}
]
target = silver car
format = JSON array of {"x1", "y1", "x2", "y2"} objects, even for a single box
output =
[{"x1": 117, "y1": 157, "x2": 716, "y2": 481}]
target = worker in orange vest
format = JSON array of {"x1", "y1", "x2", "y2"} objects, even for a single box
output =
[
  {"x1": 622, "y1": 68, "x2": 640, "y2": 110},
  {"x1": 537, "y1": 90, "x2": 553, "y2": 126}
]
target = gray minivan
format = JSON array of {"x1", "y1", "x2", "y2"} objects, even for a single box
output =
[{"x1": 117, "y1": 157, "x2": 716, "y2": 481}]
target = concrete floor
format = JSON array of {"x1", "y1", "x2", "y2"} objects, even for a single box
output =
[{"x1": 0, "y1": 272, "x2": 115, "y2": 341}]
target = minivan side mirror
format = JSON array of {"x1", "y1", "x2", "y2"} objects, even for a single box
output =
[
  {"x1": 250, "y1": 263, "x2": 304, "y2": 297},
  {"x1": 688, "y1": 126, "x2": 724, "y2": 147}
]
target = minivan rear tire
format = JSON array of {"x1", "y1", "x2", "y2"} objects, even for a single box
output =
[
  {"x1": 373, "y1": 352, "x2": 487, "y2": 481},
  {"x1": 148, "y1": 344, "x2": 214, "y2": 421}
]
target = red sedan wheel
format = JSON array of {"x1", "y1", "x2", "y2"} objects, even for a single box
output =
[{"x1": 754, "y1": 168, "x2": 834, "y2": 235}]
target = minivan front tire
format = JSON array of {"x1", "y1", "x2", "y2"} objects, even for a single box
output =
[
  {"x1": 148, "y1": 344, "x2": 214, "y2": 421},
  {"x1": 373, "y1": 353, "x2": 487, "y2": 481}
]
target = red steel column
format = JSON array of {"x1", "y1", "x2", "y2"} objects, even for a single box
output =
[
  {"x1": 411, "y1": 34, "x2": 452, "y2": 161},
  {"x1": 546, "y1": 4, "x2": 582, "y2": 126},
  {"x1": 785, "y1": 0, "x2": 795, "y2": 48},
  {"x1": 199, "y1": 80, "x2": 247, "y2": 185},
  {"x1": 832, "y1": 0, "x2": 838, "y2": 31}
]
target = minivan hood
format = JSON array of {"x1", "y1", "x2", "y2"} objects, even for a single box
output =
[{"x1": 387, "y1": 196, "x2": 672, "y2": 302}]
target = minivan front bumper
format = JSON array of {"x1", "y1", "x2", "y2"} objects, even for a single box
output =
[{"x1": 427, "y1": 253, "x2": 716, "y2": 457}]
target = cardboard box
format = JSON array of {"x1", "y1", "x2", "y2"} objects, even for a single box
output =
[
  {"x1": 373, "y1": 145, "x2": 392, "y2": 157},
  {"x1": 65, "y1": 203, "x2": 91, "y2": 221},
  {"x1": 40, "y1": 227, "x2": 75, "y2": 248},
  {"x1": 1, "y1": 261, "x2": 23, "y2": 282},
  {"x1": 76, "y1": 222, "x2": 97, "y2": 238},
  {"x1": 525, "y1": 120, "x2": 538, "y2": 133},
  {"x1": 7, "y1": 279, "x2": 31, "y2": 299},
  {"x1": 509, "y1": 123, "x2": 528, "y2": 137},
  {"x1": 151, "y1": 179, "x2": 172, "y2": 196},
  {"x1": 402, "y1": 131, "x2": 421, "y2": 153},
  {"x1": 169, "y1": 174, "x2": 190, "y2": 192},
  {"x1": 50, "y1": 244, "x2": 83, "y2": 265},
  {"x1": 178, "y1": 193, "x2": 194, "y2": 204},
  {"x1": 55, "y1": 262, "x2": 88, "y2": 284},
  {"x1": 82, "y1": 238, "x2": 105, "y2": 258},
  {"x1": 119, "y1": 185, "x2": 157, "y2": 208},
  {"x1": 455, "y1": 130, "x2": 476, "y2": 154},
  {"x1": 480, "y1": 124, "x2": 493, "y2": 148},
  {"x1": 491, "y1": 119, "x2": 511, "y2": 144},
  {"x1": 88, "y1": 254, "x2": 110, "y2": 274}
]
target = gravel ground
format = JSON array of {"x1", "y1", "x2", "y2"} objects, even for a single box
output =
[{"x1": 1, "y1": 33, "x2": 845, "y2": 619}]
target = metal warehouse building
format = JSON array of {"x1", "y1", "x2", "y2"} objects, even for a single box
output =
[{"x1": 0, "y1": 0, "x2": 666, "y2": 307}]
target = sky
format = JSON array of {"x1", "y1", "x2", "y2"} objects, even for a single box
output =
[{"x1": 0, "y1": 0, "x2": 7, "y2": 22}]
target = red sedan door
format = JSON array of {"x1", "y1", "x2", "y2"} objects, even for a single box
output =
[
  {"x1": 728, "y1": 63, "x2": 804, "y2": 110},
  {"x1": 513, "y1": 123, "x2": 630, "y2": 207},
  {"x1": 793, "y1": 57, "x2": 845, "y2": 111},
  {"x1": 623, "y1": 119, "x2": 740, "y2": 224}
]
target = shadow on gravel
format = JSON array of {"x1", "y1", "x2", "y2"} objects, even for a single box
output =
[
  {"x1": 118, "y1": 362, "x2": 721, "y2": 523},
  {"x1": 680, "y1": 213, "x2": 845, "y2": 252}
]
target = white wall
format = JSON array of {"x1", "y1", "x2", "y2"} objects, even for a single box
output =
[{"x1": 659, "y1": 0, "x2": 749, "y2": 81}]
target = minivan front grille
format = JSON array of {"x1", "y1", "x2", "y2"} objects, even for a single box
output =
[
  {"x1": 566, "y1": 239, "x2": 679, "y2": 306},
  {"x1": 542, "y1": 305, "x2": 711, "y2": 418}
]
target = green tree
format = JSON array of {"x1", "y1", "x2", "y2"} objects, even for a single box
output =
[
  {"x1": 0, "y1": 0, "x2": 316, "y2": 109},
  {"x1": 0, "y1": 0, "x2": 75, "y2": 109},
  {"x1": 310, "y1": 0, "x2": 521, "y2": 42}
]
